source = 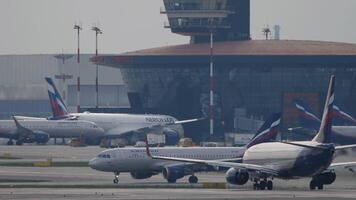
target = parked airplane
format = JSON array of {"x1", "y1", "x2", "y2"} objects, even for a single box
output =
[
  {"x1": 0, "y1": 117, "x2": 104, "y2": 145},
  {"x1": 295, "y1": 100, "x2": 356, "y2": 128},
  {"x1": 295, "y1": 100, "x2": 356, "y2": 144},
  {"x1": 146, "y1": 76, "x2": 356, "y2": 190},
  {"x1": 89, "y1": 113, "x2": 281, "y2": 184},
  {"x1": 45, "y1": 77, "x2": 201, "y2": 145}
]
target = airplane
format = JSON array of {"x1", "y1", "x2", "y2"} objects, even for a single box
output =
[
  {"x1": 294, "y1": 100, "x2": 356, "y2": 144},
  {"x1": 45, "y1": 77, "x2": 202, "y2": 145},
  {"x1": 89, "y1": 113, "x2": 281, "y2": 184},
  {"x1": 146, "y1": 75, "x2": 356, "y2": 190},
  {"x1": 0, "y1": 116, "x2": 104, "y2": 145},
  {"x1": 295, "y1": 100, "x2": 356, "y2": 128}
]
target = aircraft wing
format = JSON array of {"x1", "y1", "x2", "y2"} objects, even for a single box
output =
[
  {"x1": 104, "y1": 117, "x2": 205, "y2": 139},
  {"x1": 335, "y1": 144, "x2": 356, "y2": 150},
  {"x1": 328, "y1": 162, "x2": 356, "y2": 172},
  {"x1": 170, "y1": 118, "x2": 205, "y2": 125},
  {"x1": 145, "y1": 143, "x2": 278, "y2": 176}
]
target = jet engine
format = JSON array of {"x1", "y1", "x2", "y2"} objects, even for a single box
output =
[
  {"x1": 162, "y1": 166, "x2": 185, "y2": 183},
  {"x1": 225, "y1": 168, "x2": 249, "y2": 185},
  {"x1": 23, "y1": 131, "x2": 50, "y2": 144},
  {"x1": 130, "y1": 171, "x2": 155, "y2": 179},
  {"x1": 313, "y1": 172, "x2": 336, "y2": 185},
  {"x1": 163, "y1": 128, "x2": 180, "y2": 145}
]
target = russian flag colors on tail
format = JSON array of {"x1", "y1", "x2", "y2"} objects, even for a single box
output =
[
  {"x1": 246, "y1": 113, "x2": 282, "y2": 148},
  {"x1": 295, "y1": 100, "x2": 356, "y2": 129},
  {"x1": 295, "y1": 100, "x2": 321, "y2": 130},
  {"x1": 332, "y1": 105, "x2": 356, "y2": 125},
  {"x1": 45, "y1": 77, "x2": 69, "y2": 118},
  {"x1": 312, "y1": 75, "x2": 335, "y2": 143}
]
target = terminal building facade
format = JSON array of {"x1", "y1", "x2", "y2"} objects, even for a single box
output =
[{"x1": 94, "y1": 0, "x2": 356, "y2": 141}]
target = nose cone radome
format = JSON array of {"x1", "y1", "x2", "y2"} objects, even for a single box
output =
[
  {"x1": 89, "y1": 158, "x2": 100, "y2": 170},
  {"x1": 89, "y1": 158, "x2": 113, "y2": 172}
]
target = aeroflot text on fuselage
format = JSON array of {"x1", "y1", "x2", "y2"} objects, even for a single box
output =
[{"x1": 145, "y1": 117, "x2": 175, "y2": 123}]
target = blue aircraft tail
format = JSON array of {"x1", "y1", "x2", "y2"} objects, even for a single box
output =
[
  {"x1": 45, "y1": 77, "x2": 69, "y2": 118},
  {"x1": 332, "y1": 105, "x2": 356, "y2": 126},
  {"x1": 294, "y1": 100, "x2": 321, "y2": 130},
  {"x1": 245, "y1": 113, "x2": 282, "y2": 148}
]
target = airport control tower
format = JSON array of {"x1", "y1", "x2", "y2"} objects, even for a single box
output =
[{"x1": 161, "y1": 0, "x2": 250, "y2": 43}]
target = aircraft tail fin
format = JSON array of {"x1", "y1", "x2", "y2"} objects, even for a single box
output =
[
  {"x1": 45, "y1": 77, "x2": 69, "y2": 118},
  {"x1": 294, "y1": 100, "x2": 321, "y2": 130},
  {"x1": 245, "y1": 112, "x2": 281, "y2": 148},
  {"x1": 332, "y1": 105, "x2": 356, "y2": 125},
  {"x1": 312, "y1": 75, "x2": 335, "y2": 143}
]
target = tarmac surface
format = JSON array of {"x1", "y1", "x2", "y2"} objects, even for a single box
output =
[{"x1": 1, "y1": 145, "x2": 356, "y2": 199}]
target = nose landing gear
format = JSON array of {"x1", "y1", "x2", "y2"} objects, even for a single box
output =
[{"x1": 113, "y1": 172, "x2": 120, "y2": 184}]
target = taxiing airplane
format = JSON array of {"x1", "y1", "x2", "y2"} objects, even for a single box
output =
[
  {"x1": 45, "y1": 77, "x2": 201, "y2": 145},
  {"x1": 0, "y1": 116, "x2": 104, "y2": 145},
  {"x1": 146, "y1": 75, "x2": 356, "y2": 190},
  {"x1": 89, "y1": 113, "x2": 281, "y2": 184}
]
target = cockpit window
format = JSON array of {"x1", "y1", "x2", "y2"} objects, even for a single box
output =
[{"x1": 98, "y1": 154, "x2": 110, "y2": 158}]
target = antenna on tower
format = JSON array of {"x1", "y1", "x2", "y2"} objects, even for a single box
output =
[{"x1": 262, "y1": 25, "x2": 271, "y2": 40}]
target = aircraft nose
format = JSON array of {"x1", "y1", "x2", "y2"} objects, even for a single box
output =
[{"x1": 89, "y1": 158, "x2": 100, "y2": 170}]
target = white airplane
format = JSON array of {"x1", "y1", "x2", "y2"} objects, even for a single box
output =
[
  {"x1": 89, "y1": 113, "x2": 281, "y2": 184},
  {"x1": 146, "y1": 75, "x2": 356, "y2": 190},
  {"x1": 46, "y1": 77, "x2": 201, "y2": 145},
  {"x1": 0, "y1": 117, "x2": 104, "y2": 145}
]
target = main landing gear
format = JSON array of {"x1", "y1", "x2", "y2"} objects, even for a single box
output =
[
  {"x1": 113, "y1": 172, "x2": 120, "y2": 184},
  {"x1": 7, "y1": 140, "x2": 14, "y2": 145},
  {"x1": 309, "y1": 180, "x2": 323, "y2": 190},
  {"x1": 253, "y1": 178, "x2": 273, "y2": 190},
  {"x1": 188, "y1": 175, "x2": 198, "y2": 184}
]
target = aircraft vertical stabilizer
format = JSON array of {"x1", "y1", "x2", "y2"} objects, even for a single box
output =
[{"x1": 312, "y1": 76, "x2": 335, "y2": 143}]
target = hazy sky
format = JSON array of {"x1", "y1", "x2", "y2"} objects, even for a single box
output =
[{"x1": 1, "y1": 0, "x2": 356, "y2": 55}]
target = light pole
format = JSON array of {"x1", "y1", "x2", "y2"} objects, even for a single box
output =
[
  {"x1": 91, "y1": 26, "x2": 103, "y2": 109},
  {"x1": 209, "y1": 24, "x2": 215, "y2": 137},
  {"x1": 209, "y1": 29, "x2": 214, "y2": 136},
  {"x1": 73, "y1": 24, "x2": 82, "y2": 113}
]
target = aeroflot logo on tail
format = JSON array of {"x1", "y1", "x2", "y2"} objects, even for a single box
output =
[{"x1": 145, "y1": 117, "x2": 175, "y2": 123}]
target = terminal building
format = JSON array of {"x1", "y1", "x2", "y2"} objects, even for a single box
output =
[{"x1": 93, "y1": 0, "x2": 356, "y2": 141}]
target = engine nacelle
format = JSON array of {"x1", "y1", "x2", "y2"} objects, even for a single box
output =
[
  {"x1": 225, "y1": 168, "x2": 249, "y2": 185},
  {"x1": 130, "y1": 171, "x2": 155, "y2": 179},
  {"x1": 162, "y1": 166, "x2": 185, "y2": 181},
  {"x1": 24, "y1": 131, "x2": 50, "y2": 144},
  {"x1": 163, "y1": 128, "x2": 180, "y2": 145},
  {"x1": 314, "y1": 172, "x2": 336, "y2": 185}
]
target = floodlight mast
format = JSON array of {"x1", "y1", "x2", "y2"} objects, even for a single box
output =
[
  {"x1": 209, "y1": 20, "x2": 215, "y2": 137},
  {"x1": 73, "y1": 24, "x2": 82, "y2": 113},
  {"x1": 92, "y1": 26, "x2": 103, "y2": 109}
]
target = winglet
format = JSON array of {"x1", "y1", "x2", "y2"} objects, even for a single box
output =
[
  {"x1": 145, "y1": 137, "x2": 152, "y2": 158},
  {"x1": 312, "y1": 75, "x2": 335, "y2": 143}
]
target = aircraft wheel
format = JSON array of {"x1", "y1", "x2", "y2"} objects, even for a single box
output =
[
  {"x1": 267, "y1": 180, "x2": 273, "y2": 190},
  {"x1": 15, "y1": 140, "x2": 23, "y2": 145},
  {"x1": 309, "y1": 180, "x2": 316, "y2": 190},
  {"x1": 167, "y1": 177, "x2": 177, "y2": 183},
  {"x1": 113, "y1": 178, "x2": 119, "y2": 184},
  {"x1": 317, "y1": 183, "x2": 324, "y2": 190},
  {"x1": 188, "y1": 175, "x2": 198, "y2": 184},
  {"x1": 259, "y1": 181, "x2": 266, "y2": 190},
  {"x1": 7, "y1": 140, "x2": 14, "y2": 145},
  {"x1": 253, "y1": 183, "x2": 259, "y2": 190}
]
